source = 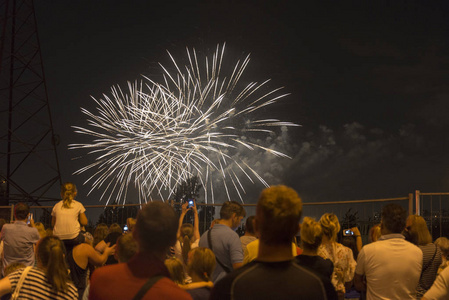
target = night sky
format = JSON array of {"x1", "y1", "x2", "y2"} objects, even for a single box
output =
[{"x1": 32, "y1": 0, "x2": 449, "y2": 206}]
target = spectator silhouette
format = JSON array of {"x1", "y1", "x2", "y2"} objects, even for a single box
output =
[
  {"x1": 318, "y1": 213, "x2": 356, "y2": 299},
  {"x1": 210, "y1": 185, "x2": 333, "y2": 300},
  {"x1": 175, "y1": 201, "x2": 200, "y2": 266},
  {"x1": 115, "y1": 233, "x2": 138, "y2": 263},
  {"x1": 239, "y1": 216, "x2": 257, "y2": 253},
  {"x1": 183, "y1": 247, "x2": 216, "y2": 300},
  {"x1": 1, "y1": 203, "x2": 40, "y2": 276},
  {"x1": 0, "y1": 236, "x2": 78, "y2": 299},
  {"x1": 354, "y1": 203, "x2": 422, "y2": 299},
  {"x1": 52, "y1": 183, "x2": 87, "y2": 252},
  {"x1": 165, "y1": 257, "x2": 186, "y2": 285},
  {"x1": 296, "y1": 217, "x2": 334, "y2": 279},
  {"x1": 89, "y1": 201, "x2": 191, "y2": 300},
  {"x1": 199, "y1": 201, "x2": 246, "y2": 283},
  {"x1": 67, "y1": 233, "x2": 115, "y2": 299},
  {"x1": 434, "y1": 237, "x2": 449, "y2": 273},
  {"x1": 404, "y1": 214, "x2": 442, "y2": 298}
]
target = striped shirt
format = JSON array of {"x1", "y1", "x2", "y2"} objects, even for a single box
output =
[
  {"x1": 8, "y1": 267, "x2": 78, "y2": 300},
  {"x1": 417, "y1": 243, "x2": 443, "y2": 298}
]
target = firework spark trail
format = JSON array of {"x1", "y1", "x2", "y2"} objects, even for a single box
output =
[{"x1": 70, "y1": 44, "x2": 300, "y2": 205}]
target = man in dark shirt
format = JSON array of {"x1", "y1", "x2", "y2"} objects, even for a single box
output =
[{"x1": 210, "y1": 185, "x2": 336, "y2": 300}]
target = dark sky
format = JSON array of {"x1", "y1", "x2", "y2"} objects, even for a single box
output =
[{"x1": 33, "y1": 0, "x2": 449, "y2": 206}]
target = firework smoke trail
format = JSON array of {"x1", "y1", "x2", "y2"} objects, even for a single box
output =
[{"x1": 70, "y1": 44, "x2": 299, "y2": 205}]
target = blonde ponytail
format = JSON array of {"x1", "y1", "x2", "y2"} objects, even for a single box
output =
[{"x1": 61, "y1": 182, "x2": 77, "y2": 209}]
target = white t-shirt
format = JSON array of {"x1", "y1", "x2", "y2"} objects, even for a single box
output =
[
  {"x1": 355, "y1": 234, "x2": 422, "y2": 300},
  {"x1": 423, "y1": 266, "x2": 449, "y2": 300},
  {"x1": 52, "y1": 200, "x2": 86, "y2": 240}
]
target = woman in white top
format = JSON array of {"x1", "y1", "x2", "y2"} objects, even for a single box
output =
[
  {"x1": 52, "y1": 183, "x2": 88, "y2": 250},
  {"x1": 175, "y1": 200, "x2": 200, "y2": 265}
]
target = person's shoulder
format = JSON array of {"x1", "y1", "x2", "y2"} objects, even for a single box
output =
[
  {"x1": 53, "y1": 200, "x2": 63, "y2": 208},
  {"x1": 404, "y1": 240, "x2": 422, "y2": 253},
  {"x1": 91, "y1": 263, "x2": 127, "y2": 281},
  {"x1": 198, "y1": 230, "x2": 209, "y2": 245},
  {"x1": 211, "y1": 262, "x2": 258, "y2": 297},
  {"x1": 72, "y1": 200, "x2": 85, "y2": 207},
  {"x1": 1, "y1": 223, "x2": 12, "y2": 231},
  {"x1": 246, "y1": 238, "x2": 258, "y2": 247},
  {"x1": 28, "y1": 226, "x2": 39, "y2": 235}
]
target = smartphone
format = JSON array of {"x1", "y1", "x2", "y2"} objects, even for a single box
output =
[
  {"x1": 187, "y1": 199, "x2": 194, "y2": 208},
  {"x1": 27, "y1": 213, "x2": 33, "y2": 225},
  {"x1": 343, "y1": 229, "x2": 354, "y2": 236},
  {"x1": 123, "y1": 224, "x2": 128, "y2": 233}
]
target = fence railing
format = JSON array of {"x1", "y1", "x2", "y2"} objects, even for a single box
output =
[{"x1": 0, "y1": 191, "x2": 447, "y2": 241}]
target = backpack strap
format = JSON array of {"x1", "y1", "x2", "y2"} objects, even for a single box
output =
[{"x1": 131, "y1": 275, "x2": 165, "y2": 300}]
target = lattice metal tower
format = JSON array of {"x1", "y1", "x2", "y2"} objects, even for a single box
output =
[{"x1": 0, "y1": 0, "x2": 62, "y2": 206}]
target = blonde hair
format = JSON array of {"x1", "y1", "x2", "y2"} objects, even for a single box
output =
[
  {"x1": 407, "y1": 215, "x2": 432, "y2": 245},
  {"x1": 108, "y1": 223, "x2": 122, "y2": 234},
  {"x1": 320, "y1": 213, "x2": 340, "y2": 242},
  {"x1": 126, "y1": 217, "x2": 136, "y2": 232},
  {"x1": 187, "y1": 247, "x2": 216, "y2": 282},
  {"x1": 164, "y1": 257, "x2": 185, "y2": 285},
  {"x1": 369, "y1": 223, "x2": 381, "y2": 243},
  {"x1": 93, "y1": 223, "x2": 109, "y2": 247},
  {"x1": 257, "y1": 185, "x2": 302, "y2": 245},
  {"x1": 34, "y1": 222, "x2": 47, "y2": 239},
  {"x1": 4, "y1": 262, "x2": 25, "y2": 276},
  {"x1": 300, "y1": 217, "x2": 323, "y2": 251},
  {"x1": 435, "y1": 237, "x2": 449, "y2": 259},
  {"x1": 61, "y1": 182, "x2": 77, "y2": 209}
]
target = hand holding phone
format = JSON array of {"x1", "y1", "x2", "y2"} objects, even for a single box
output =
[
  {"x1": 187, "y1": 199, "x2": 194, "y2": 208},
  {"x1": 27, "y1": 213, "x2": 33, "y2": 225},
  {"x1": 343, "y1": 229, "x2": 354, "y2": 236}
]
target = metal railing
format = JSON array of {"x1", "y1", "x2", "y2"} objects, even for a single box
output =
[{"x1": 0, "y1": 191, "x2": 447, "y2": 242}]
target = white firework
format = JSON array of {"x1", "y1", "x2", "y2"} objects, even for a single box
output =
[{"x1": 70, "y1": 44, "x2": 299, "y2": 205}]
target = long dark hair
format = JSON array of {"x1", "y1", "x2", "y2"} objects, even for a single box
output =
[{"x1": 37, "y1": 236, "x2": 71, "y2": 291}]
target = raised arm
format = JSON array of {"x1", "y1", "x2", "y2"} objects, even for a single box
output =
[
  {"x1": 351, "y1": 227, "x2": 363, "y2": 252},
  {"x1": 193, "y1": 200, "x2": 200, "y2": 241},
  {"x1": 177, "y1": 202, "x2": 190, "y2": 239},
  {"x1": 87, "y1": 242, "x2": 116, "y2": 266}
]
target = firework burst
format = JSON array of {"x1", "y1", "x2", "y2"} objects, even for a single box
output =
[{"x1": 70, "y1": 44, "x2": 299, "y2": 204}]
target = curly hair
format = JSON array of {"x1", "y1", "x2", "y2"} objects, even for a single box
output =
[
  {"x1": 300, "y1": 217, "x2": 323, "y2": 251},
  {"x1": 257, "y1": 185, "x2": 302, "y2": 245},
  {"x1": 320, "y1": 213, "x2": 340, "y2": 242}
]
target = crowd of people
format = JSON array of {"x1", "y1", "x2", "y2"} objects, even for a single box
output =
[{"x1": 0, "y1": 182, "x2": 448, "y2": 299}]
